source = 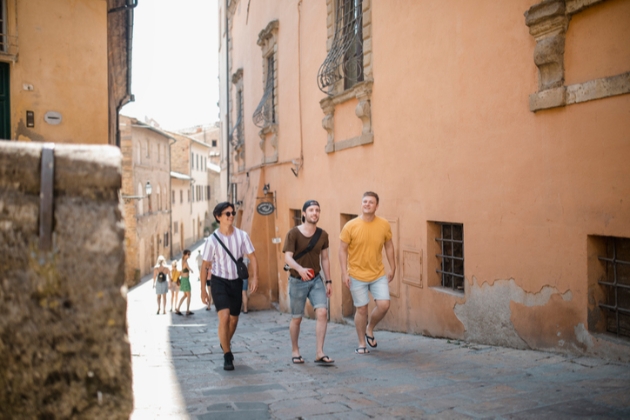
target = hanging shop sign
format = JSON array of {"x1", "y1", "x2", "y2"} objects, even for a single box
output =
[{"x1": 256, "y1": 201, "x2": 275, "y2": 215}]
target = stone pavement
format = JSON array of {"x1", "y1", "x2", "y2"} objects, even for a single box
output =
[{"x1": 128, "y1": 251, "x2": 630, "y2": 419}]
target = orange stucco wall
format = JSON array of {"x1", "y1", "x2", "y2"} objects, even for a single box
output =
[
  {"x1": 221, "y1": 0, "x2": 630, "y2": 358},
  {"x1": 4, "y1": 0, "x2": 108, "y2": 144}
]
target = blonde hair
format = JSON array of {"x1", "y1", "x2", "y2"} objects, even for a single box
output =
[{"x1": 156, "y1": 255, "x2": 166, "y2": 267}]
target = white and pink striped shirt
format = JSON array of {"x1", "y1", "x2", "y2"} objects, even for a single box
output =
[{"x1": 202, "y1": 228, "x2": 255, "y2": 280}]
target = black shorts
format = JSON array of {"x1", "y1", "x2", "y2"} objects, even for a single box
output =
[{"x1": 210, "y1": 275, "x2": 243, "y2": 316}]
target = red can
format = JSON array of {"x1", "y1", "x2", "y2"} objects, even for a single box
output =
[{"x1": 306, "y1": 268, "x2": 315, "y2": 279}]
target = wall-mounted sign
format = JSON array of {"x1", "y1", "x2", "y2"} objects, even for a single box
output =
[
  {"x1": 44, "y1": 111, "x2": 62, "y2": 125},
  {"x1": 257, "y1": 201, "x2": 275, "y2": 215}
]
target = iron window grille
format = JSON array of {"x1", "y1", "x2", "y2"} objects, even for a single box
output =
[
  {"x1": 598, "y1": 237, "x2": 630, "y2": 338},
  {"x1": 317, "y1": 0, "x2": 364, "y2": 94},
  {"x1": 253, "y1": 54, "x2": 276, "y2": 128},
  {"x1": 229, "y1": 90, "x2": 244, "y2": 147},
  {"x1": 435, "y1": 223, "x2": 464, "y2": 292},
  {"x1": 292, "y1": 209, "x2": 301, "y2": 227}
]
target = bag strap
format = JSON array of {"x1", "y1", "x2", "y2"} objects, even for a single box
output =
[
  {"x1": 213, "y1": 232, "x2": 238, "y2": 265},
  {"x1": 293, "y1": 228, "x2": 323, "y2": 261}
]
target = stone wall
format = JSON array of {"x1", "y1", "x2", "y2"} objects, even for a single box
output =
[{"x1": 0, "y1": 142, "x2": 132, "y2": 419}]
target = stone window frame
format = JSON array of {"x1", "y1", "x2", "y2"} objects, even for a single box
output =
[
  {"x1": 320, "y1": 0, "x2": 374, "y2": 154},
  {"x1": 230, "y1": 68, "x2": 245, "y2": 171},
  {"x1": 525, "y1": 0, "x2": 630, "y2": 112},
  {"x1": 254, "y1": 20, "x2": 279, "y2": 164}
]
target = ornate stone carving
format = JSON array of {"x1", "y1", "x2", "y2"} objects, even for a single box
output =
[
  {"x1": 320, "y1": 80, "x2": 373, "y2": 153},
  {"x1": 525, "y1": 0, "x2": 629, "y2": 112}
]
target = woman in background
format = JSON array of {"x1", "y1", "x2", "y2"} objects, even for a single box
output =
[
  {"x1": 176, "y1": 249, "x2": 194, "y2": 315},
  {"x1": 169, "y1": 260, "x2": 180, "y2": 312},
  {"x1": 152, "y1": 255, "x2": 170, "y2": 315}
]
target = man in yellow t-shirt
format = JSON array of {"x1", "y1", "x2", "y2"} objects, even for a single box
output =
[{"x1": 339, "y1": 191, "x2": 396, "y2": 354}]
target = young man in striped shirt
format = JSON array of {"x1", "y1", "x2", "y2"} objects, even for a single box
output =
[{"x1": 200, "y1": 202, "x2": 258, "y2": 371}]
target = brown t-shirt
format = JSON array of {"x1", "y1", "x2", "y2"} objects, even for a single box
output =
[{"x1": 282, "y1": 226, "x2": 329, "y2": 278}]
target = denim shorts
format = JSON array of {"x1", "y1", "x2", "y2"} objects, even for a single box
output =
[
  {"x1": 288, "y1": 274, "x2": 327, "y2": 318},
  {"x1": 350, "y1": 275, "x2": 390, "y2": 307},
  {"x1": 242, "y1": 278, "x2": 248, "y2": 291}
]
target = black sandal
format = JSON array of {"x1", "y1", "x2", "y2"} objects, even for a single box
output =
[
  {"x1": 355, "y1": 347, "x2": 370, "y2": 355},
  {"x1": 314, "y1": 355, "x2": 334, "y2": 364},
  {"x1": 365, "y1": 334, "x2": 378, "y2": 348},
  {"x1": 292, "y1": 356, "x2": 305, "y2": 364}
]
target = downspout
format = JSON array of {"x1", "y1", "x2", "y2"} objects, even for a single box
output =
[
  {"x1": 225, "y1": 0, "x2": 231, "y2": 202},
  {"x1": 111, "y1": 0, "x2": 138, "y2": 147}
]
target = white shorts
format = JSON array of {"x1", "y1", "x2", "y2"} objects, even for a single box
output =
[{"x1": 349, "y1": 275, "x2": 390, "y2": 307}]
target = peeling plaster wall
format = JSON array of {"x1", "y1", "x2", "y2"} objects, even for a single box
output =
[{"x1": 455, "y1": 278, "x2": 573, "y2": 349}]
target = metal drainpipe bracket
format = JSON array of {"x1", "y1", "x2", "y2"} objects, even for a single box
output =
[{"x1": 39, "y1": 143, "x2": 55, "y2": 252}]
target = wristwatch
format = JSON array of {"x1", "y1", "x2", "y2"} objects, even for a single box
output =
[{"x1": 325, "y1": 280, "x2": 332, "y2": 284}]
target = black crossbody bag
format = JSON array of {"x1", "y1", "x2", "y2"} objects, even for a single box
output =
[
  {"x1": 213, "y1": 233, "x2": 249, "y2": 280},
  {"x1": 283, "y1": 228, "x2": 323, "y2": 272}
]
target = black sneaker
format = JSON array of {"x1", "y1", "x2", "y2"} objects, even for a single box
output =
[{"x1": 223, "y1": 352, "x2": 234, "y2": 371}]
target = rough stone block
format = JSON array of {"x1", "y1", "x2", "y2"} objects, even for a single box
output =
[{"x1": 0, "y1": 142, "x2": 132, "y2": 419}]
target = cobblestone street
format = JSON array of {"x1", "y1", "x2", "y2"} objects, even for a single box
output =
[{"x1": 128, "y1": 255, "x2": 630, "y2": 419}]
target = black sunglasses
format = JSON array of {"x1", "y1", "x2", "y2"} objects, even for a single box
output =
[{"x1": 222, "y1": 211, "x2": 236, "y2": 217}]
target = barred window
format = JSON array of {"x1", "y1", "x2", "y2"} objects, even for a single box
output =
[
  {"x1": 291, "y1": 209, "x2": 301, "y2": 227},
  {"x1": 598, "y1": 237, "x2": 630, "y2": 338},
  {"x1": 253, "y1": 54, "x2": 276, "y2": 127},
  {"x1": 435, "y1": 223, "x2": 464, "y2": 292},
  {"x1": 317, "y1": 0, "x2": 364, "y2": 94}
]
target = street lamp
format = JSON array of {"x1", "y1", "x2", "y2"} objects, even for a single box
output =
[{"x1": 145, "y1": 181, "x2": 152, "y2": 196}]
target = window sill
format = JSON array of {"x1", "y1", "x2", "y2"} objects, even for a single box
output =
[
  {"x1": 320, "y1": 80, "x2": 373, "y2": 154},
  {"x1": 429, "y1": 286, "x2": 465, "y2": 298}
]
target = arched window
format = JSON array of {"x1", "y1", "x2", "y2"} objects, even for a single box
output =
[{"x1": 156, "y1": 184, "x2": 161, "y2": 211}]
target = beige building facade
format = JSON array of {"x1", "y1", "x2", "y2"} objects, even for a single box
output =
[
  {"x1": 120, "y1": 115, "x2": 172, "y2": 286},
  {"x1": 219, "y1": 0, "x2": 630, "y2": 359},
  {"x1": 0, "y1": 0, "x2": 133, "y2": 145},
  {"x1": 169, "y1": 131, "x2": 218, "y2": 253}
]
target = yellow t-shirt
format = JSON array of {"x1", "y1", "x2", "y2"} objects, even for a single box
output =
[{"x1": 339, "y1": 216, "x2": 392, "y2": 282}]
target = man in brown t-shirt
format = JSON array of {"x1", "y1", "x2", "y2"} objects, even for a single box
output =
[{"x1": 282, "y1": 200, "x2": 334, "y2": 365}]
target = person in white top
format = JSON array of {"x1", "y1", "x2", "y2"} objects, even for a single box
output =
[
  {"x1": 196, "y1": 250, "x2": 203, "y2": 282},
  {"x1": 200, "y1": 202, "x2": 258, "y2": 371}
]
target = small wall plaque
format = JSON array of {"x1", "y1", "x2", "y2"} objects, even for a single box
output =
[{"x1": 44, "y1": 111, "x2": 62, "y2": 125}]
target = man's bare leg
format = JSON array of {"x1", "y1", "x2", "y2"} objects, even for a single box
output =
[
  {"x1": 354, "y1": 304, "x2": 369, "y2": 349},
  {"x1": 366, "y1": 300, "x2": 390, "y2": 346},
  {"x1": 315, "y1": 308, "x2": 329, "y2": 359},
  {"x1": 290, "y1": 317, "x2": 302, "y2": 358},
  {"x1": 228, "y1": 315, "x2": 239, "y2": 342},
  {"x1": 217, "y1": 309, "x2": 232, "y2": 353}
]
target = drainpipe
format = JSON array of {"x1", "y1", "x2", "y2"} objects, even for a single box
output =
[
  {"x1": 111, "y1": 0, "x2": 138, "y2": 147},
  {"x1": 225, "y1": 0, "x2": 231, "y2": 202}
]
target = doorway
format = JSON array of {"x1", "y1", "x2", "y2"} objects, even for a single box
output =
[{"x1": 340, "y1": 213, "x2": 358, "y2": 321}]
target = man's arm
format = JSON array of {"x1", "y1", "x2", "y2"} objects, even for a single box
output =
[
  {"x1": 321, "y1": 248, "x2": 332, "y2": 297},
  {"x1": 246, "y1": 252, "x2": 258, "y2": 293},
  {"x1": 339, "y1": 240, "x2": 350, "y2": 289},
  {"x1": 200, "y1": 260, "x2": 212, "y2": 304},
  {"x1": 384, "y1": 239, "x2": 396, "y2": 283},
  {"x1": 285, "y1": 251, "x2": 313, "y2": 281}
]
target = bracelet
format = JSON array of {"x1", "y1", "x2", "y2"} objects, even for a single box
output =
[{"x1": 325, "y1": 280, "x2": 332, "y2": 284}]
